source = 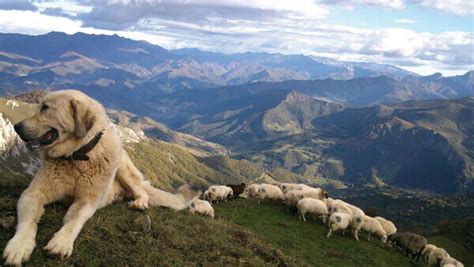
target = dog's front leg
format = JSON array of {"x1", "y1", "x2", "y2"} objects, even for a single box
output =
[
  {"x1": 43, "y1": 198, "x2": 98, "y2": 259},
  {"x1": 3, "y1": 187, "x2": 57, "y2": 266}
]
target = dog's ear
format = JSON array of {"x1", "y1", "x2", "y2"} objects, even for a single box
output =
[{"x1": 70, "y1": 98, "x2": 96, "y2": 138}]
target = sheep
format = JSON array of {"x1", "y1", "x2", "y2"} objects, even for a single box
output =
[
  {"x1": 203, "y1": 185, "x2": 233, "y2": 203},
  {"x1": 421, "y1": 244, "x2": 438, "y2": 264},
  {"x1": 326, "y1": 212, "x2": 352, "y2": 239},
  {"x1": 295, "y1": 183, "x2": 314, "y2": 192},
  {"x1": 374, "y1": 216, "x2": 397, "y2": 236},
  {"x1": 345, "y1": 202, "x2": 365, "y2": 217},
  {"x1": 280, "y1": 183, "x2": 299, "y2": 194},
  {"x1": 329, "y1": 201, "x2": 353, "y2": 216},
  {"x1": 241, "y1": 184, "x2": 260, "y2": 198},
  {"x1": 352, "y1": 215, "x2": 388, "y2": 243},
  {"x1": 188, "y1": 199, "x2": 214, "y2": 219},
  {"x1": 226, "y1": 183, "x2": 246, "y2": 199},
  {"x1": 280, "y1": 183, "x2": 315, "y2": 194},
  {"x1": 428, "y1": 247, "x2": 450, "y2": 267},
  {"x1": 440, "y1": 256, "x2": 464, "y2": 267},
  {"x1": 258, "y1": 184, "x2": 284, "y2": 203},
  {"x1": 301, "y1": 187, "x2": 327, "y2": 202},
  {"x1": 391, "y1": 232, "x2": 427, "y2": 262},
  {"x1": 296, "y1": 198, "x2": 329, "y2": 223},
  {"x1": 284, "y1": 190, "x2": 305, "y2": 212},
  {"x1": 326, "y1": 197, "x2": 336, "y2": 211}
]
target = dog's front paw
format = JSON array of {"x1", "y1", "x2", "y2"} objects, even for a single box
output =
[
  {"x1": 128, "y1": 196, "x2": 149, "y2": 210},
  {"x1": 3, "y1": 234, "x2": 36, "y2": 266},
  {"x1": 44, "y1": 231, "x2": 74, "y2": 259}
]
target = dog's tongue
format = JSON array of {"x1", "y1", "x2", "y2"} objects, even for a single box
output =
[{"x1": 39, "y1": 129, "x2": 58, "y2": 145}]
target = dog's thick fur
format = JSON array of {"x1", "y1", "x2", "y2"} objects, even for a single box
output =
[{"x1": 3, "y1": 90, "x2": 197, "y2": 266}]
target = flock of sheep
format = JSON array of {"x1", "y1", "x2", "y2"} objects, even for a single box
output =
[{"x1": 186, "y1": 182, "x2": 464, "y2": 267}]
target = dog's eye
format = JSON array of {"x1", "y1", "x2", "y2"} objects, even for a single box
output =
[{"x1": 40, "y1": 104, "x2": 49, "y2": 112}]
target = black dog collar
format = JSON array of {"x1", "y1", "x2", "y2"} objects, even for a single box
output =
[{"x1": 62, "y1": 130, "x2": 104, "y2": 161}]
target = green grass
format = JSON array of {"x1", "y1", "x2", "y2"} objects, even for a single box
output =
[
  {"x1": 0, "y1": 172, "x2": 304, "y2": 266},
  {"x1": 215, "y1": 199, "x2": 422, "y2": 267},
  {"x1": 1, "y1": 171, "x2": 471, "y2": 266}
]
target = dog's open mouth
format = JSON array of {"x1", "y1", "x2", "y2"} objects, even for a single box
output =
[{"x1": 26, "y1": 128, "x2": 58, "y2": 149}]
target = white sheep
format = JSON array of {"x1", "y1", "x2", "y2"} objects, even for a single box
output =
[
  {"x1": 374, "y1": 216, "x2": 397, "y2": 236},
  {"x1": 428, "y1": 247, "x2": 450, "y2": 267},
  {"x1": 203, "y1": 185, "x2": 233, "y2": 203},
  {"x1": 280, "y1": 183, "x2": 314, "y2": 194},
  {"x1": 241, "y1": 184, "x2": 260, "y2": 198},
  {"x1": 296, "y1": 198, "x2": 329, "y2": 223},
  {"x1": 329, "y1": 201, "x2": 353, "y2": 216},
  {"x1": 326, "y1": 197, "x2": 336, "y2": 211},
  {"x1": 295, "y1": 183, "x2": 314, "y2": 191},
  {"x1": 352, "y1": 215, "x2": 388, "y2": 243},
  {"x1": 440, "y1": 256, "x2": 464, "y2": 267},
  {"x1": 284, "y1": 190, "x2": 305, "y2": 211},
  {"x1": 345, "y1": 202, "x2": 365, "y2": 217},
  {"x1": 326, "y1": 212, "x2": 352, "y2": 239},
  {"x1": 188, "y1": 199, "x2": 214, "y2": 219},
  {"x1": 258, "y1": 184, "x2": 284, "y2": 202},
  {"x1": 280, "y1": 183, "x2": 299, "y2": 194},
  {"x1": 421, "y1": 244, "x2": 438, "y2": 263},
  {"x1": 301, "y1": 187, "x2": 327, "y2": 202}
]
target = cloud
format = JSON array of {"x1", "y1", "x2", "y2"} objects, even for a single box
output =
[
  {"x1": 394, "y1": 19, "x2": 416, "y2": 24},
  {"x1": 0, "y1": 0, "x2": 37, "y2": 11},
  {"x1": 0, "y1": 0, "x2": 470, "y2": 76},
  {"x1": 417, "y1": 0, "x2": 474, "y2": 16},
  {"x1": 319, "y1": 0, "x2": 405, "y2": 9},
  {"x1": 76, "y1": 0, "x2": 328, "y2": 30}
]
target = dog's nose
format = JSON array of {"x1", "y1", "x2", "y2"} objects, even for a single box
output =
[{"x1": 14, "y1": 122, "x2": 24, "y2": 134}]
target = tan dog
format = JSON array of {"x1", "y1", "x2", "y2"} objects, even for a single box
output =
[{"x1": 3, "y1": 90, "x2": 197, "y2": 266}]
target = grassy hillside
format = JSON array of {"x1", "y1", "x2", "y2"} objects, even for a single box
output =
[
  {"x1": 1, "y1": 171, "x2": 471, "y2": 266},
  {"x1": 215, "y1": 199, "x2": 419, "y2": 267},
  {"x1": 0, "y1": 171, "x2": 301, "y2": 266},
  {"x1": 126, "y1": 140, "x2": 344, "y2": 191}
]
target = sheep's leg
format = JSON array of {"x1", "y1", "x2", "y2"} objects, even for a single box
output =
[
  {"x1": 368, "y1": 233, "x2": 372, "y2": 242},
  {"x1": 302, "y1": 212, "x2": 307, "y2": 223},
  {"x1": 326, "y1": 229, "x2": 333, "y2": 239},
  {"x1": 342, "y1": 230, "x2": 345, "y2": 236},
  {"x1": 415, "y1": 252, "x2": 421, "y2": 262},
  {"x1": 352, "y1": 229, "x2": 359, "y2": 241}
]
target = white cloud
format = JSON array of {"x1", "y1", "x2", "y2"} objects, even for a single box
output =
[
  {"x1": 394, "y1": 19, "x2": 416, "y2": 24},
  {"x1": 0, "y1": 1, "x2": 471, "y2": 76},
  {"x1": 418, "y1": 0, "x2": 474, "y2": 16},
  {"x1": 320, "y1": 0, "x2": 405, "y2": 9},
  {"x1": 0, "y1": 10, "x2": 82, "y2": 35}
]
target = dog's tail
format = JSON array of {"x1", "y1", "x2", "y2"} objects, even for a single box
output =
[{"x1": 143, "y1": 181, "x2": 199, "y2": 210}]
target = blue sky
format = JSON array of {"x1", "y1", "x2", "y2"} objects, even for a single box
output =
[
  {"x1": 327, "y1": 5, "x2": 473, "y2": 33},
  {"x1": 0, "y1": 0, "x2": 472, "y2": 76}
]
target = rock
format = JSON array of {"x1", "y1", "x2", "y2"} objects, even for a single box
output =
[
  {"x1": 133, "y1": 215, "x2": 152, "y2": 232},
  {"x1": 0, "y1": 216, "x2": 15, "y2": 230}
]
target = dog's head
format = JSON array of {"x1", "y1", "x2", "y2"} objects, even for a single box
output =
[{"x1": 14, "y1": 90, "x2": 105, "y2": 153}]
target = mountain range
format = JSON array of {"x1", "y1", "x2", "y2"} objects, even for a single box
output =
[{"x1": 0, "y1": 31, "x2": 473, "y2": 194}]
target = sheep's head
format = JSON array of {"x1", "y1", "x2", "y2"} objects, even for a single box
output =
[{"x1": 381, "y1": 234, "x2": 388, "y2": 243}]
